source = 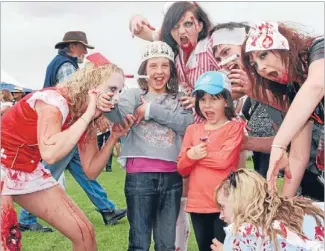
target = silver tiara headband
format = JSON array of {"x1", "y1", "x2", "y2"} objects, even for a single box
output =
[{"x1": 141, "y1": 41, "x2": 175, "y2": 63}]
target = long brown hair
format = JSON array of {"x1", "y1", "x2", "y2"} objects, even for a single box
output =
[
  {"x1": 1, "y1": 89, "x2": 13, "y2": 102},
  {"x1": 242, "y1": 22, "x2": 314, "y2": 108},
  {"x1": 160, "y1": 1, "x2": 212, "y2": 57}
]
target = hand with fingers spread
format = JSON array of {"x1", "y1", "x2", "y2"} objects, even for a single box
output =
[
  {"x1": 228, "y1": 69, "x2": 253, "y2": 98},
  {"x1": 267, "y1": 146, "x2": 291, "y2": 195},
  {"x1": 96, "y1": 91, "x2": 115, "y2": 112},
  {"x1": 187, "y1": 142, "x2": 207, "y2": 160},
  {"x1": 179, "y1": 96, "x2": 195, "y2": 110},
  {"x1": 129, "y1": 15, "x2": 156, "y2": 38},
  {"x1": 135, "y1": 96, "x2": 148, "y2": 126},
  {"x1": 210, "y1": 238, "x2": 223, "y2": 251},
  {"x1": 110, "y1": 114, "x2": 136, "y2": 140}
]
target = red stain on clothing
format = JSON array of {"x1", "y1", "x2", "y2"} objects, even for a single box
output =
[
  {"x1": 0, "y1": 181, "x2": 4, "y2": 192},
  {"x1": 315, "y1": 225, "x2": 324, "y2": 241},
  {"x1": 41, "y1": 169, "x2": 51, "y2": 179},
  {"x1": 244, "y1": 224, "x2": 253, "y2": 236},
  {"x1": 279, "y1": 222, "x2": 288, "y2": 239},
  {"x1": 1, "y1": 206, "x2": 22, "y2": 251}
]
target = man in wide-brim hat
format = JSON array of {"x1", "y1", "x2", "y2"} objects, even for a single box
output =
[
  {"x1": 44, "y1": 31, "x2": 95, "y2": 88},
  {"x1": 11, "y1": 86, "x2": 25, "y2": 102},
  {"x1": 54, "y1": 31, "x2": 95, "y2": 50}
]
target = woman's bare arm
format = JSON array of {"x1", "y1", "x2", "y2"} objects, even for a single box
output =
[
  {"x1": 281, "y1": 121, "x2": 313, "y2": 197},
  {"x1": 78, "y1": 130, "x2": 119, "y2": 180},
  {"x1": 78, "y1": 116, "x2": 135, "y2": 180},
  {"x1": 36, "y1": 101, "x2": 93, "y2": 164},
  {"x1": 272, "y1": 59, "x2": 324, "y2": 148}
]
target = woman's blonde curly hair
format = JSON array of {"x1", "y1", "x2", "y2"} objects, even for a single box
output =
[
  {"x1": 56, "y1": 62, "x2": 124, "y2": 138},
  {"x1": 215, "y1": 168, "x2": 324, "y2": 250}
]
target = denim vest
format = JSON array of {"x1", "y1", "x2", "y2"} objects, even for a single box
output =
[{"x1": 43, "y1": 50, "x2": 79, "y2": 88}]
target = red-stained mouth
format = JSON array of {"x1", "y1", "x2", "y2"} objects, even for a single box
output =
[{"x1": 180, "y1": 36, "x2": 189, "y2": 45}]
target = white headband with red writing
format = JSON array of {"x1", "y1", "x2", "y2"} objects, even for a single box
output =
[{"x1": 245, "y1": 21, "x2": 289, "y2": 53}]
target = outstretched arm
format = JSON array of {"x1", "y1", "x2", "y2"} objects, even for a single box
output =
[{"x1": 129, "y1": 15, "x2": 159, "y2": 41}]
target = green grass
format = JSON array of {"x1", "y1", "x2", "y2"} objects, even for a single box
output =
[{"x1": 16, "y1": 159, "x2": 282, "y2": 251}]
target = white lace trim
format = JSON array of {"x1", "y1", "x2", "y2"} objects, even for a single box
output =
[{"x1": 26, "y1": 90, "x2": 69, "y2": 125}]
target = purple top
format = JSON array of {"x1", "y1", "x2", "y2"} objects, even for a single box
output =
[{"x1": 126, "y1": 158, "x2": 177, "y2": 173}]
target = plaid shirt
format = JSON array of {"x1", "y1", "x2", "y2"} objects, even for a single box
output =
[{"x1": 56, "y1": 62, "x2": 77, "y2": 83}]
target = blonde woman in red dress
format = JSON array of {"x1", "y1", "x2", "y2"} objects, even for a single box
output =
[{"x1": 0, "y1": 61, "x2": 134, "y2": 251}]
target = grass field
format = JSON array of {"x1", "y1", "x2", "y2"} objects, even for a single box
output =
[{"x1": 16, "y1": 158, "x2": 281, "y2": 251}]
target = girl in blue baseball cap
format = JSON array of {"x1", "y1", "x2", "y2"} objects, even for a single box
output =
[{"x1": 177, "y1": 70, "x2": 244, "y2": 250}]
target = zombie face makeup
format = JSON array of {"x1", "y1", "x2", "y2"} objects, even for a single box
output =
[
  {"x1": 170, "y1": 11, "x2": 203, "y2": 53},
  {"x1": 249, "y1": 50, "x2": 289, "y2": 84},
  {"x1": 212, "y1": 27, "x2": 247, "y2": 72},
  {"x1": 214, "y1": 44, "x2": 242, "y2": 71},
  {"x1": 244, "y1": 21, "x2": 290, "y2": 84},
  {"x1": 97, "y1": 72, "x2": 125, "y2": 104}
]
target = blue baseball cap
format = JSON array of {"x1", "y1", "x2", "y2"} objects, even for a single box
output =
[{"x1": 192, "y1": 70, "x2": 232, "y2": 96}]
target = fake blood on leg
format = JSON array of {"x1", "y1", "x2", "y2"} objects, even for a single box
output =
[
  {"x1": 62, "y1": 197, "x2": 95, "y2": 251},
  {"x1": 1, "y1": 205, "x2": 22, "y2": 251}
]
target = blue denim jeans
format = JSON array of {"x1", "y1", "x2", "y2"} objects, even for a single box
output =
[
  {"x1": 19, "y1": 146, "x2": 115, "y2": 225},
  {"x1": 125, "y1": 172, "x2": 182, "y2": 251},
  {"x1": 97, "y1": 131, "x2": 113, "y2": 167}
]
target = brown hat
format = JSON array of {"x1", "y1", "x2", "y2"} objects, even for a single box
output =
[{"x1": 54, "y1": 31, "x2": 95, "y2": 49}]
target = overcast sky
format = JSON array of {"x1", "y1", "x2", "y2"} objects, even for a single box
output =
[{"x1": 1, "y1": 1, "x2": 324, "y2": 90}]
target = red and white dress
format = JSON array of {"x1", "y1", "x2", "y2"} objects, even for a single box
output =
[
  {"x1": 1, "y1": 89, "x2": 69, "y2": 196},
  {"x1": 223, "y1": 219, "x2": 324, "y2": 250}
]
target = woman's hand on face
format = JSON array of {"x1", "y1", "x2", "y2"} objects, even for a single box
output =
[
  {"x1": 210, "y1": 238, "x2": 223, "y2": 251},
  {"x1": 110, "y1": 114, "x2": 136, "y2": 140},
  {"x1": 96, "y1": 92, "x2": 115, "y2": 112},
  {"x1": 267, "y1": 147, "x2": 291, "y2": 195},
  {"x1": 187, "y1": 143, "x2": 207, "y2": 160},
  {"x1": 135, "y1": 96, "x2": 148, "y2": 126},
  {"x1": 229, "y1": 69, "x2": 253, "y2": 97},
  {"x1": 85, "y1": 89, "x2": 100, "y2": 118},
  {"x1": 130, "y1": 15, "x2": 155, "y2": 38},
  {"x1": 179, "y1": 96, "x2": 195, "y2": 110}
]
